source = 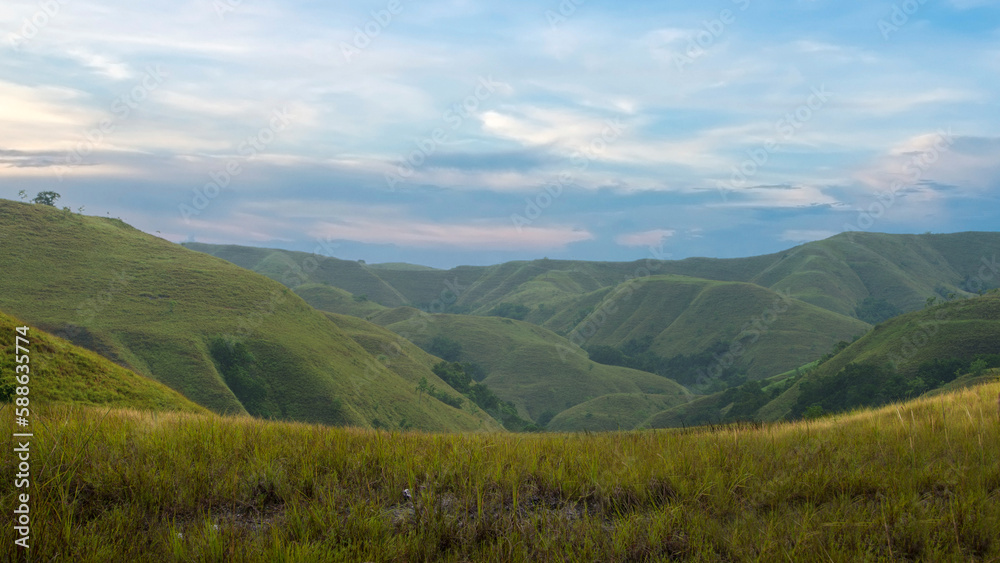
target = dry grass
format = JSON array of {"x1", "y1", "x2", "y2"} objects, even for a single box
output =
[{"x1": 2, "y1": 380, "x2": 999, "y2": 561}]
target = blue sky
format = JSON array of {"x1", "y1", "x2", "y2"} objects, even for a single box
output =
[{"x1": 2, "y1": 0, "x2": 999, "y2": 267}]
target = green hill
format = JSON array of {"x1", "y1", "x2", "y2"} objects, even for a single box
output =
[
  {"x1": 182, "y1": 243, "x2": 411, "y2": 307},
  {"x1": 372, "y1": 309, "x2": 690, "y2": 422},
  {"x1": 0, "y1": 200, "x2": 493, "y2": 431},
  {"x1": 644, "y1": 291, "x2": 1000, "y2": 428},
  {"x1": 569, "y1": 275, "x2": 870, "y2": 382},
  {"x1": 758, "y1": 290, "x2": 1000, "y2": 421},
  {"x1": 293, "y1": 283, "x2": 388, "y2": 319},
  {"x1": 545, "y1": 393, "x2": 689, "y2": 432},
  {"x1": 185, "y1": 233, "x2": 1000, "y2": 389},
  {"x1": 188, "y1": 232, "x2": 1000, "y2": 323},
  {"x1": 320, "y1": 312, "x2": 502, "y2": 431},
  {"x1": 0, "y1": 310, "x2": 208, "y2": 413}
]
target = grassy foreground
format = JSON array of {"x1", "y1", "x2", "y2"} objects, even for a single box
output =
[{"x1": 3, "y1": 381, "x2": 999, "y2": 562}]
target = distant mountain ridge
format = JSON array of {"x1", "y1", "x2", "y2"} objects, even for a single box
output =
[
  {"x1": 185, "y1": 231, "x2": 1000, "y2": 322},
  {"x1": 185, "y1": 231, "x2": 1000, "y2": 393}
]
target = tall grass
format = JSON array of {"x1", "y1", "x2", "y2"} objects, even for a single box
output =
[{"x1": 3, "y1": 381, "x2": 999, "y2": 561}]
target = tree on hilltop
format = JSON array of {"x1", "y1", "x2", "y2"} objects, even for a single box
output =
[{"x1": 32, "y1": 191, "x2": 61, "y2": 206}]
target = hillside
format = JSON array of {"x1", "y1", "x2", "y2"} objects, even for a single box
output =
[
  {"x1": 0, "y1": 200, "x2": 494, "y2": 431},
  {"x1": 5, "y1": 380, "x2": 998, "y2": 560},
  {"x1": 321, "y1": 311, "x2": 504, "y2": 430},
  {"x1": 568, "y1": 275, "x2": 870, "y2": 381},
  {"x1": 545, "y1": 393, "x2": 688, "y2": 432},
  {"x1": 186, "y1": 232, "x2": 1000, "y2": 324},
  {"x1": 185, "y1": 233, "x2": 1000, "y2": 398},
  {"x1": 371, "y1": 309, "x2": 690, "y2": 422},
  {"x1": 0, "y1": 311, "x2": 208, "y2": 413},
  {"x1": 182, "y1": 243, "x2": 411, "y2": 307},
  {"x1": 758, "y1": 290, "x2": 1000, "y2": 420},
  {"x1": 293, "y1": 284, "x2": 388, "y2": 319},
  {"x1": 645, "y1": 291, "x2": 1000, "y2": 428}
]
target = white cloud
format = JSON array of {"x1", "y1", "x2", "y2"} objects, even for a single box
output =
[
  {"x1": 713, "y1": 185, "x2": 840, "y2": 208},
  {"x1": 310, "y1": 219, "x2": 593, "y2": 250},
  {"x1": 615, "y1": 229, "x2": 676, "y2": 247}
]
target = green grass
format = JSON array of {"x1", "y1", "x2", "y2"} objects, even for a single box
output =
[
  {"x1": 0, "y1": 200, "x2": 489, "y2": 431},
  {"x1": 2, "y1": 380, "x2": 998, "y2": 561},
  {"x1": 570, "y1": 275, "x2": 870, "y2": 380},
  {"x1": 293, "y1": 283, "x2": 388, "y2": 319},
  {"x1": 188, "y1": 232, "x2": 1000, "y2": 324},
  {"x1": 375, "y1": 311, "x2": 691, "y2": 422},
  {"x1": 759, "y1": 292, "x2": 1000, "y2": 421},
  {"x1": 321, "y1": 312, "x2": 502, "y2": 431},
  {"x1": 546, "y1": 393, "x2": 690, "y2": 432},
  {"x1": 0, "y1": 311, "x2": 207, "y2": 414}
]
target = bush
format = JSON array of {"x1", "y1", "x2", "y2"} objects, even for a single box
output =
[
  {"x1": 855, "y1": 297, "x2": 903, "y2": 325},
  {"x1": 428, "y1": 336, "x2": 462, "y2": 362},
  {"x1": 487, "y1": 303, "x2": 530, "y2": 320}
]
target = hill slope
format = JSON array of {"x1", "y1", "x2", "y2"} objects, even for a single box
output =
[
  {"x1": 0, "y1": 200, "x2": 492, "y2": 431},
  {"x1": 0, "y1": 310, "x2": 208, "y2": 413},
  {"x1": 371, "y1": 309, "x2": 690, "y2": 422},
  {"x1": 187, "y1": 232, "x2": 1000, "y2": 323},
  {"x1": 569, "y1": 275, "x2": 870, "y2": 381},
  {"x1": 644, "y1": 291, "x2": 1000, "y2": 428}
]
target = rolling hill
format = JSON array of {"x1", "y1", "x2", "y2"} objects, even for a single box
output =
[
  {"x1": 186, "y1": 233, "x2": 999, "y2": 387},
  {"x1": 0, "y1": 200, "x2": 495, "y2": 431},
  {"x1": 545, "y1": 392, "x2": 687, "y2": 432},
  {"x1": 0, "y1": 310, "x2": 208, "y2": 413},
  {"x1": 186, "y1": 232, "x2": 1000, "y2": 324},
  {"x1": 644, "y1": 291, "x2": 1000, "y2": 428},
  {"x1": 370, "y1": 308, "x2": 690, "y2": 422},
  {"x1": 564, "y1": 275, "x2": 870, "y2": 381}
]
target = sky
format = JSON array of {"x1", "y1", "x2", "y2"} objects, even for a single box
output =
[{"x1": 2, "y1": 0, "x2": 999, "y2": 268}]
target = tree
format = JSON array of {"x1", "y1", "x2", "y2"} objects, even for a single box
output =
[{"x1": 32, "y1": 191, "x2": 61, "y2": 206}]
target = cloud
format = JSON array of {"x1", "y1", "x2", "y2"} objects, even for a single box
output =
[
  {"x1": 713, "y1": 185, "x2": 841, "y2": 209},
  {"x1": 615, "y1": 229, "x2": 676, "y2": 247},
  {"x1": 309, "y1": 219, "x2": 593, "y2": 250},
  {"x1": 855, "y1": 133, "x2": 1000, "y2": 195},
  {"x1": 422, "y1": 149, "x2": 556, "y2": 172}
]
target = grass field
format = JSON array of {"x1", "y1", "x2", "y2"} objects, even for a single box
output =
[{"x1": 2, "y1": 380, "x2": 998, "y2": 561}]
